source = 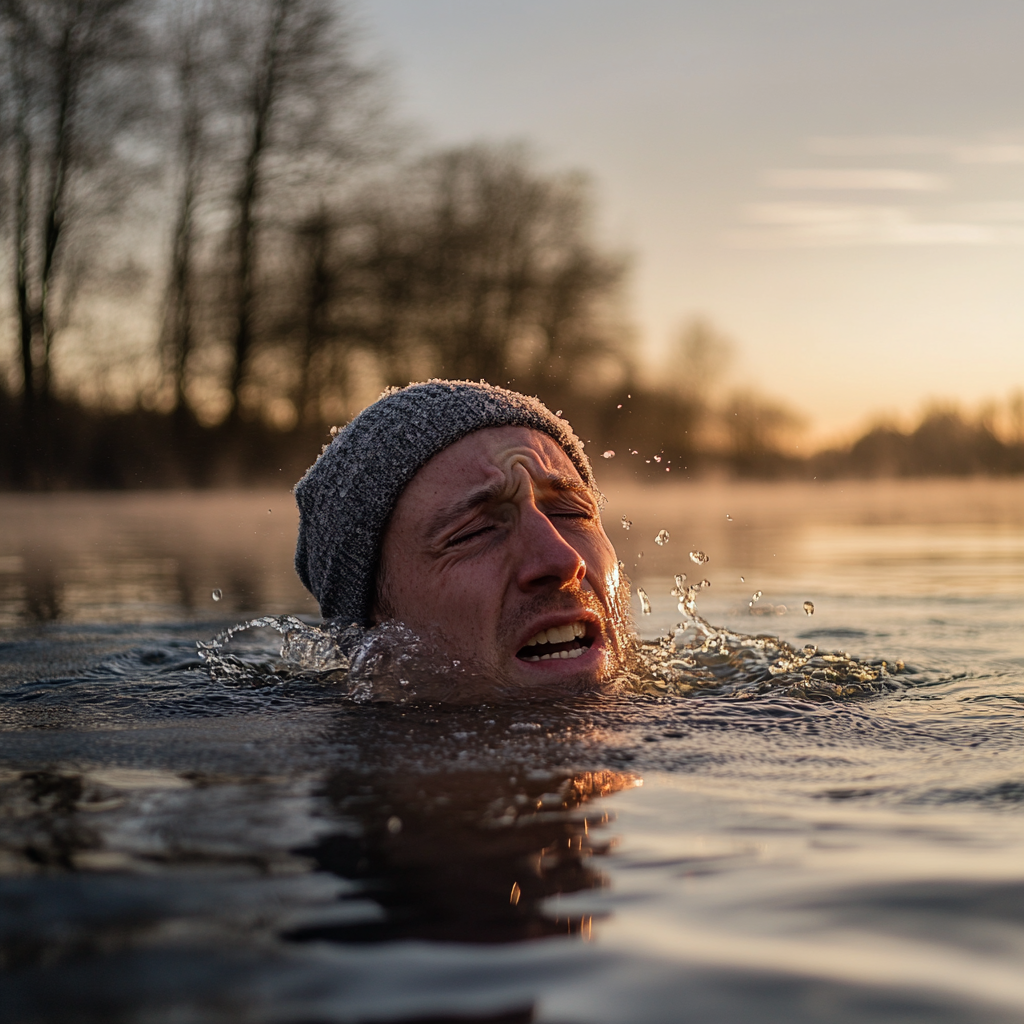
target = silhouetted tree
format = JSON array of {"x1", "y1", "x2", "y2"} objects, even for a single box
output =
[
  {"x1": 0, "y1": 0, "x2": 150, "y2": 486},
  {"x1": 217, "y1": 0, "x2": 379, "y2": 420},
  {"x1": 0, "y1": 0, "x2": 148, "y2": 409},
  {"x1": 276, "y1": 143, "x2": 630, "y2": 417},
  {"x1": 158, "y1": 0, "x2": 224, "y2": 419},
  {"x1": 722, "y1": 390, "x2": 804, "y2": 472}
]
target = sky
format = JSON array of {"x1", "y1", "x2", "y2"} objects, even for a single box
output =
[{"x1": 359, "y1": 0, "x2": 1024, "y2": 442}]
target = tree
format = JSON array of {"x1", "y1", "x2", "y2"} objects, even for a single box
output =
[
  {"x1": 158, "y1": 0, "x2": 224, "y2": 419},
  {"x1": 722, "y1": 390, "x2": 804, "y2": 470},
  {"x1": 0, "y1": 0, "x2": 148, "y2": 412},
  {"x1": 250, "y1": 143, "x2": 630, "y2": 428},
  {"x1": 347, "y1": 144, "x2": 627, "y2": 390},
  {"x1": 217, "y1": 0, "x2": 379, "y2": 420}
]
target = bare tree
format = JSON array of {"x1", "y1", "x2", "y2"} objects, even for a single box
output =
[
  {"x1": 339, "y1": 144, "x2": 627, "y2": 389},
  {"x1": 217, "y1": 0, "x2": 380, "y2": 420},
  {"x1": 722, "y1": 390, "x2": 804, "y2": 467},
  {"x1": 158, "y1": 0, "x2": 224, "y2": 418},
  {"x1": 0, "y1": 0, "x2": 148, "y2": 412}
]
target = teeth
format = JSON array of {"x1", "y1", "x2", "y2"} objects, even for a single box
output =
[
  {"x1": 523, "y1": 621, "x2": 588, "y2": 647},
  {"x1": 522, "y1": 647, "x2": 586, "y2": 663}
]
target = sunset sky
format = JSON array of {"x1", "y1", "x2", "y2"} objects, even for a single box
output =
[{"x1": 362, "y1": 0, "x2": 1024, "y2": 442}]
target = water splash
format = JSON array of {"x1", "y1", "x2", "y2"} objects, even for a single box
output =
[
  {"x1": 624, "y1": 586, "x2": 905, "y2": 701},
  {"x1": 750, "y1": 590, "x2": 762, "y2": 606},
  {"x1": 198, "y1": 593, "x2": 903, "y2": 707},
  {"x1": 655, "y1": 529, "x2": 670, "y2": 546}
]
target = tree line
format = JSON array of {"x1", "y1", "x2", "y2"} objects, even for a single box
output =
[{"x1": 1, "y1": 0, "x2": 1021, "y2": 489}]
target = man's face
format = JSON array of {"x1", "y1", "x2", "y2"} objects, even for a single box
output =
[{"x1": 373, "y1": 426, "x2": 631, "y2": 696}]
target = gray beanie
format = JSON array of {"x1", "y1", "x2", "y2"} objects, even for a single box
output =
[{"x1": 294, "y1": 379, "x2": 596, "y2": 624}]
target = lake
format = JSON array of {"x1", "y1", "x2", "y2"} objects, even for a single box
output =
[{"x1": 1, "y1": 478, "x2": 1023, "y2": 1023}]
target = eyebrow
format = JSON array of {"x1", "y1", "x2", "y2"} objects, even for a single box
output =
[{"x1": 423, "y1": 475, "x2": 594, "y2": 542}]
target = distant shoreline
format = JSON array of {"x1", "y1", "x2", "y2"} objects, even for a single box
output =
[{"x1": 3, "y1": 392, "x2": 1022, "y2": 492}]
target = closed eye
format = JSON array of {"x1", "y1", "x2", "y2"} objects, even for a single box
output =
[{"x1": 448, "y1": 524, "x2": 496, "y2": 546}]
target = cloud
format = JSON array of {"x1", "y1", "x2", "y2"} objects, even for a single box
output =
[
  {"x1": 807, "y1": 136, "x2": 949, "y2": 157},
  {"x1": 764, "y1": 168, "x2": 947, "y2": 191},
  {"x1": 956, "y1": 202, "x2": 1024, "y2": 222},
  {"x1": 953, "y1": 144, "x2": 1024, "y2": 165},
  {"x1": 730, "y1": 202, "x2": 1024, "y2": 247},
  {"x1": 806, "y1": 135, "x2": 1024, "y2": 165}
]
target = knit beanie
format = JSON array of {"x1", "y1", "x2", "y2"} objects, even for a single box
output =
[{"x1": 294, "y1": 379, "x2": 596, "y2": 624}]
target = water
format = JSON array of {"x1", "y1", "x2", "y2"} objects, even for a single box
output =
[{"x1": 1, "y1": 480, "x2": 1023, "y2": 1023}]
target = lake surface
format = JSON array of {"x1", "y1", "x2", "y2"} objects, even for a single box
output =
[{"x1": 1, "y1": 479, "x2": 1023, "y2": 1024}]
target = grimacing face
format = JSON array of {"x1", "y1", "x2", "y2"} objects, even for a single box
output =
[{"x1": 372, "y1": 426, "x2": 632, "y2": 696}]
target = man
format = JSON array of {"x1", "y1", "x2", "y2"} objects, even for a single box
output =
[{"x1": 294, "y1": 380, "x2": 634, "y2": 697}]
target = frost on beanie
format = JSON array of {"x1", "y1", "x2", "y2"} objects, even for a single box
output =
[{"x1": 293, "y1": 379, "x2": 596, "y2": 624}]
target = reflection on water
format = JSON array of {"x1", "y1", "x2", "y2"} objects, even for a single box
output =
[
  {"x1": 288, "y1": 767, "x2": 634, "y2": 945},
  {"x1": 1, "y1": 480, "x2": 1023, "y2": 1023}
]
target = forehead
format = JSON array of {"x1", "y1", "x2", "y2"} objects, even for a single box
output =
[{"x1": 400, "y1": 426, "x2": 583, "y2": 504}]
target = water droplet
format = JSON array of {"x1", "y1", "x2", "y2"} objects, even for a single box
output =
[
  {"x1": 638, "y1": 551, "x2": 644, "y2": 559},
  {"x1": 645, "y1": 459, "x2": 651, "y2": 464},
  {"x1": 751, "y1": 590, "x2": 762, "y2": 603},
  {"x1": 211, "y1": 589, "x2": 223, "y2": 602},
  {"x1": 630, "y1": 449, "x2": 639, "y2": 455},
  {"x1": 689, "y1": 550, "x2": 709, "y2": 565},
  {"x1": 602, "y1": 450, "x2": 616, "y2": 459},
  {"x1": 510, "y1": 881, "x2": 521, "y2": 905},
  {"x1": 739, "y1": 576, "x2": 745, "y2": 582},
  {"x1": 621, "y1": 516, "x2": 631, "y2": 530},
  {"x1": 617, "y1": 404, "x2": 623, "y2": 409},
  {"x1": 670, "y1": 572, "x2": 687, "y2": 595},
  {"x1": 555, "y1": 409, "x2": 563, "y2": 417},
  {"x1": 637, "y1": 586, "x2": 652, "y2": 615},
  {"x1": 329, "y1": 425, "x2": 340, "y2": 436},
  {"x1": 268, "y1": 509, "x2": 272, "y2": 514},
  {"x1": 653, "y1": 455, "x2": 662, "y2": 463},
  {"x1": 803, "y1": 601, "x2": 815, "y2": 616},
  {"x1": 655, "y1": 529, "x2": 670, "y2": 546},
  {"x1": 699, "y1": 579, "x2": 711, "y2": 589},
  {"x1": 386, "y1": 815, "x2": 402, "y2": 834},
  {"x1": 725, "y1": 514, "x2": 733, "y2": 522}
]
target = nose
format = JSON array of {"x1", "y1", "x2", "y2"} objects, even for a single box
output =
[{"x1": 514, "y1": 504, "x2": 586, "y2": 594}]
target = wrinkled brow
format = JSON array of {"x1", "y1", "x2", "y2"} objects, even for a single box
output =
[{"x1": 423, "y1": 474, "x2": 595, "y2": 541}]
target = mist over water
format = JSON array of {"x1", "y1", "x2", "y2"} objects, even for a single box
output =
[{"x1": 1, "y1": 480, "x2": 1023, "y2": 1023}]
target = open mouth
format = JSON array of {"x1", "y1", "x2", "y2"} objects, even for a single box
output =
[{"x1": 516, "y1": 620, "x2": 595, "y2": 662}]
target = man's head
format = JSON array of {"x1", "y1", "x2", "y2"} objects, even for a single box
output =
[{"x1": 294, "y1": 380, "x2": 631, "y2": 694}]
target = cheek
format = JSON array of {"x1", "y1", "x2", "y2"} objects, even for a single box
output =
[
  {"x1": 579, "y1": 533, "x2": 618, "y2": 586},
  {"x1": 415, "y1": 562, "x2": 507, "y2": 636}
]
